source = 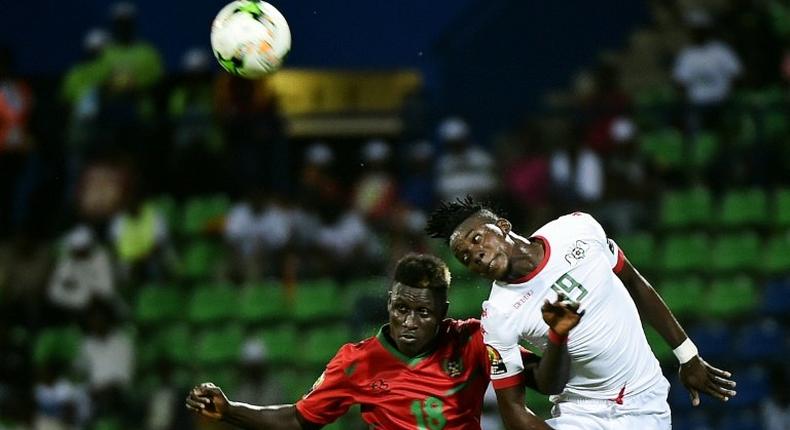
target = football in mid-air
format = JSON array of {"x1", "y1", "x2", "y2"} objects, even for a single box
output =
[{"x1": 210, "y1": 0, "x2": 291, "y2": 78}]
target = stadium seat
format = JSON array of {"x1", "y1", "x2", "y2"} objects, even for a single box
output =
[
  {"x1": 710, "y1": 232, "x2": 759, "y2": 272},
  {"x1": 615, "y1": 232, "x2": 655, "y2": 271},
  {"x1": 772, "y1": 189, "x2": 790, "y2": 227},
  {"x1": 134, "y1": 285, "x2": 185, "y2": 325},
  {"x1": 640, "y1": 128, "x2": 684, "y2": 168},
  {"x1": 194, "y1": 325, "x2": 244, "y2": 365},
  {"x1": 181, "y1": 240, "x2": 223, "y2": 280},
  {"x1": 762, "y1": 279, "x2": 790, "y2": 316},
  {"x1": 718, "y1": 410, "x2": 762, "y2": 430},
  {"x1": 706, "y1": 276, "x2": 758, "y2": 318},
  {"x1": 659, "y1": 187, "x2": 713, "y2": 229},
  {"x1": 300, "y1": 325, "x2": 352, "y2": 367},
  {"x1": 764, "y1": 108, "x2": 789, "y2": 140},
  {"x1": 188, "y1": 283, "x2": 239, "y2": 324},
  {"x1": 33, "y1": 326, "x2": 81, "y2": 366},
  {"x1": 150, "y1": 195, "x2": 178, "y2": 230},
  {"x1": 688, "y1": 322, "x2": 730, "y2": 363},
  {"x1": 449, "y1": 277, "x2": 490, "y2": 319},
  {"x1": 293, "y1": 279, "x2": 346, "y2": 323},
  {"x1": 657, "y1": 277, "x2": 705, "y2": 318},
  {"x1": 689, "y1": 132, "x2": 719, "y2": 168},
  {"x1": 238, "y1": 282, "x2": 289, "y2": 324},
  {"x1": 719, "y1": 189, "x2": 768, "y2": 227},
  {"x1": 344, "y1": 277, "x2": 389, "y2": 303},
  {"x1": 643, "y1": 326, "x2": 672, "y2": 362},
  {"x1": 733, "y1": 319, "x2": 785, "y2": 362},
  {"x1": 726, "y1": 366, "x2": 768, "y2": 408},
  {"x1": 146, "y1": 324, "x2": 192, "y2": 365},
  {"x1": 260, "y1": 325, "x2": 298, "y2": 364},
  {"x1": 759, "y1": 234, "x2": 790, "y2": 274},
  {"x1": 660, "y1": 233, "x2": 709, "y2": 272},
  {"x1": 181, "y1": 195, "x2": 231, "y2": 236}
]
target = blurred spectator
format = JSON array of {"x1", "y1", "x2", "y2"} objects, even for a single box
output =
[
  {"x1": 550, "y1": 141, "x2": 604, "y2": 207},
  {"x1": 0, "y1": 228, "x2": 52, "y2": 326},
  {"x1": 399, "y1": 140, "x2": 435, "y2": 212},
  {"x1": 233, "y1": 339, "x2": 285, "y2": 405},
  {"x1": 33, "y1": 361, "x2": 90, "y2": 430},
  {"x1": 144, "y1": 358, "x2": 193, "y2": 430},
  {"x1": 298, "y1": 142, "x2": 344, "y2": 212},
  {"x1": 168, "y1": 48, "x2": 224, "y2": 198},
  {"x1": 352, "y1": 139, "x2": 398, "y2": 224},
  {"x1": 214, "y1": 75, "x2": 285, "y2": 193},
  {"x1": 0, "y1": 317, "x2": 32, "y2": 427},
  {"x1": 761, "y1": 365, "x2": 790, "y2": 430},
  {"x1": 435, "y1": 117, "x2": 497, "y2": 201},
  {"x1": 109, "y1": 190, "x2": 171, "y2": 283},
  {"x1": 503, "y1": 123, "x2": 551, "y2": 224},
  {"x1": 386, "y1": 207, "x2": 430, "y2": 267},
  {"x1": 672, "y1": 9, "x2": 742, "y2": 132},
  {"x1": 75, "y1": 158, "x2": 132, "y2": 225},
  {"x1": 0, "y1": 45, "x2": 34, "y2": 236},
  {"x1": 74, "y1": 299, "x2": 133, "y2": 417},
  {"x1": 578, "y1": 61, "x2": 631, "y2": 155},
  {"x1": 225, "y1": 189, "x2": 294, "y2": 281},
  {"x1": 47, "y1": 225, "x2": 116, "y2": 322},
  {"x1": 313, "y1": 203, "x2": 381, "y2": 281}
]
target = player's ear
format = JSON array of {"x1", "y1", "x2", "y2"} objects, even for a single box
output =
[
  {"x1": 496, "y1": 218, "x2": 512, "y2": 235},
  {"x1": 441, "y1": 301, "x2": 449, "y2": 319}
]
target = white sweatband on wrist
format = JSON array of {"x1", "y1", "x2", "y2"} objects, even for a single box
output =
[{"x1": 673, "y1": 338, "x2": 698, "y2": 364}]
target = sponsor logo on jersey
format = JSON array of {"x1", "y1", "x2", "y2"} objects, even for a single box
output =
[
  {"x1": 512, "y1": 291, "x2": 534, "y2": 309},
  {"x1": 442, "y1": 357, "x2": 465, "y2": 378},
  {"x1": 564, "y1": 240, "x2": 589, "y2": 265},
  {"x1": 370, "y1": 379, "x2": 390, "y2": 393},
  {"x1": 486, "y1": 345, "x2": 507, "y2": 375}
]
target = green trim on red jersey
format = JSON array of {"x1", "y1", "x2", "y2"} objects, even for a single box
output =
[{"x1": 375, "y1": 325, "x2": 433, "y2": 367}]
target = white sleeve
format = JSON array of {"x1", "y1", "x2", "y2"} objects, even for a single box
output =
[{"x1": 481, "y1": 300, "x2": 524, "y2": 389}]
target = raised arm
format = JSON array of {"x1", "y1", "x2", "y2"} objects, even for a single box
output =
[
  {"x1": 186, "y1": 383, "x2": 319, "y2": 430},
  {"x1": 616, "y1": 256, "x2": 737, "y2": 405}
]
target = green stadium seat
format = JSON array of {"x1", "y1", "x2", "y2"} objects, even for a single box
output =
[
  {"x1": 238, "y1": 282, "x2": 290, "y2": 324},
  {"x1": 616, "y1": 232, "x2": 656, "y2": 271},
  {"x1": 181, "y1": 240, "x2": 223, "y2": 280},
  {"x1": 448, "y1": 277, "x2": 490, "y2": 319},
  {"x1": 293, "y1": 279, "x2": 346, "y2": 323},
  {"x1": 640, "y1": 128, "x2": 684, "y2": 168},
  {"x1": 772, "y1": 189, "x2": 790, "y2": 227},
  {"x1": 659, "y1": 187, "x2": 714, "y2": 229},
  {"x1": 760, "y1": 235, "x2": 790, "y2": 275},
  {"x1": 689, "y1": 132, "x2": 719, "y2": 168},
  {"x1": 658, "y1": 277, "x2": 705, "y2": 318},
  {"x1": 195, "y1": 325, "x2": 244, "y2": 366},
  {"x1": 643, "y1": 325, "x2": 673, "y2": 363},
  {"x1": 188, "y1": 283, "x2": 239, "y2": 324},
  {"x1": 710, "y1": 232, "x2": 760, "y2": 272},
  {"x1": 135, "y1": 286, "x2": 185, "y2": 325},
  {"x1": 261, "y1": 325, "x2": 298, "y2": 364},
  {"x1": 33, "y1": 326, "x2": 81, "y2": 366},
  {"x1": 661, "y1": 234, "x2": 710, "y2": 272},
  {"x1": 148, "y1": 324, "x2": 192, "y2": 365},
  {"x1": 300, "y1": 325, "x2": 352, "y2": 367},
  {"x1": 764, "y1": 109, "x2": 789, "y2": 140},
  {"x1": 344, "y1": 277, "x2": 389, "y2": 302},
  {"x1": 719, "y1": 189, "x2": 768, "y2": 227},
  {"x1": 706, "y1": 276, "x2": 759, "y2": 318},
  {"x1": 150, "y1": 195, "x2": 178, "y2": 231},
  {"x1": 181, "y1": 195, "x2": 230, "y2": 236}
]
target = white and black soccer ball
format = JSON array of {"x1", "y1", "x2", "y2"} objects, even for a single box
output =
[{"x1": 210, "y1": 0, "x2": 291, "y2": 78}]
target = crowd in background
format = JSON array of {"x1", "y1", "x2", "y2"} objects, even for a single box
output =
[{"x1": 1, "y1": 1, "x2": 790, "y2": 429}]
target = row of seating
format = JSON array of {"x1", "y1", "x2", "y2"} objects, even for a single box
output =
[
  {"x1": 618, "y1": 231, "x2": 790, "y2": 273},
  {"x1": 658, "y1": 187, "x2": 790, "y2": 229}
]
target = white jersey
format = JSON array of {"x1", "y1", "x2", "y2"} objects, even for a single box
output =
[{"x1": 482, "y1": 212, "x2": 665, "y2": 400}]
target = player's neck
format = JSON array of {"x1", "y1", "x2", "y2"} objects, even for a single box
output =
[{"x1": 503, "y1": 236, "x2": 545, "y2": 283}]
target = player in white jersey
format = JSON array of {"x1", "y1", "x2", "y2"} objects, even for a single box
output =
[{"x1": 426, "y1": 197, "x2": 737, "y2": 430}]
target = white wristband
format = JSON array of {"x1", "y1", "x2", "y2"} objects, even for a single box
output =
[{"x1": 673, "y1": 338, "x2": 698, "y2": 364}]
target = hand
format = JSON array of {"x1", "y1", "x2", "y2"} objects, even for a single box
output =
[
  {"x1": 541, "y1": 293, "x2": 584, "y2": 337},
  {"x1": 185, "y1": 382, "x2": 230, "y2": 421},
  {"x1": 679, "y1": 356, "x2": 737, "y2": 406}
]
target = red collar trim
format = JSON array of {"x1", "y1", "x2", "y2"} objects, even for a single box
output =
[{"x1": 510, "y1": 236, "x2": 551, "y2": 284}]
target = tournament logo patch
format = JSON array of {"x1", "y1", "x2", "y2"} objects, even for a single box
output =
[
  {"x1": 564, "y1": 240, "x2": 589, "y2": 265},
  {"x1": 442, "y1": 357, "x2": 465, "y2": 378},
  {"x1": 486, "y1": 345, "x2": 508, "y2": 375}
]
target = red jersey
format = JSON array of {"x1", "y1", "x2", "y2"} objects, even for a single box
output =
[{"x1": 296, "y1": 319, "x2": 491, "y2": 429}]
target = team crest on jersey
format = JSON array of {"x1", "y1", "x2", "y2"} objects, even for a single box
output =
[
  {"x1": 564, "y1": 240, "x2": 589, "y2": 265},
  {"x1": 442, "y1": 357, "x2": 465, "y2": 378},
  {"x1": 486, "y1": 345, "x2": 507, "y2": 375}
]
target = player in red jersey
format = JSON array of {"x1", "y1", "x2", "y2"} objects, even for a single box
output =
[{"x1": 186, "y1": 253, "x2": 583, "y2": 429}]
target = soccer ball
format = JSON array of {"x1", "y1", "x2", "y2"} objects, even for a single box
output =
[{"x1": 210, "y1": 0, "x2": 291, "y2": 78}]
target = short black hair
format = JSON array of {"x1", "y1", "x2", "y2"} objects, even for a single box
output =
[
  {"x1": 426, "y1": 196, "x2": 498, "y2": 242},
  {"x1": 393, "y1": 253, "x2": 451, "y2": 292}
]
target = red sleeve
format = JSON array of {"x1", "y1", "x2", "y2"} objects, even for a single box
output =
[
  {"x1": 295, "y1": 344, "x2": 356, "y2": 425},
  {"x1": 613, "y1": 248, "x2": 626, "y2": 274}
]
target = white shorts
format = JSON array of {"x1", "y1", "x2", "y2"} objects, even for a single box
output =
[{"x1": 546, "y1": 379, "x2": 671, "y2": 430}]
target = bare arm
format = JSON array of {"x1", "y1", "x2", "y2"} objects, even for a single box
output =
[
  {"x1": 494, "y1": 386, "x2": 553, "y2": 430},
  {"x1": 186, "y1": 383, "x2": 320, "y2": 430},
  {"x1": 616, "y1": 257, "x2": 736, "y2": 405}
]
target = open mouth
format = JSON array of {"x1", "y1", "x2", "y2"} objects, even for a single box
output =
[{"x1": 399, "y1": 333, "x2": 417, "y2": 343}]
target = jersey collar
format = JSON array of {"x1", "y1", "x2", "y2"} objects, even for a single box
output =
[
  {"x1": 509, "y1": 235, "x2": 551, "y2": 284},
  {"x1": 375, "y1": 324, "x2": 436, "y2": 367}
]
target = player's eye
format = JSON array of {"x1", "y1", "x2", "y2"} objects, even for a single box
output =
[
  {"x1": 419, "y1": 308, "x2": 431, "y2": 317},
  {"x1": 397, "y1": 305, "x2": 408, "y2": 313},
  {"x1": 474, "y1": 234, "x2": 481, "y2": 243}
]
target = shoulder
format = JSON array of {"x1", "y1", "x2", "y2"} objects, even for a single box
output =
[
  {"x1": 534, "y1": 212, "x2": 603, "y2": 239},
  {"x1": 442, "y1": 318, "x2": 483, "y2": 339}
]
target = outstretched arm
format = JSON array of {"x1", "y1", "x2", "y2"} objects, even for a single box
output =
[
  {"x1": 494, "y1": 386, "x2": 553, "y2": 430},
  {"x1": 616, "y1": 257, "x2": 737, "y2": 405},
  {"x1": 186, "y1": 383, "x2": 320, "y2": 430}
]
